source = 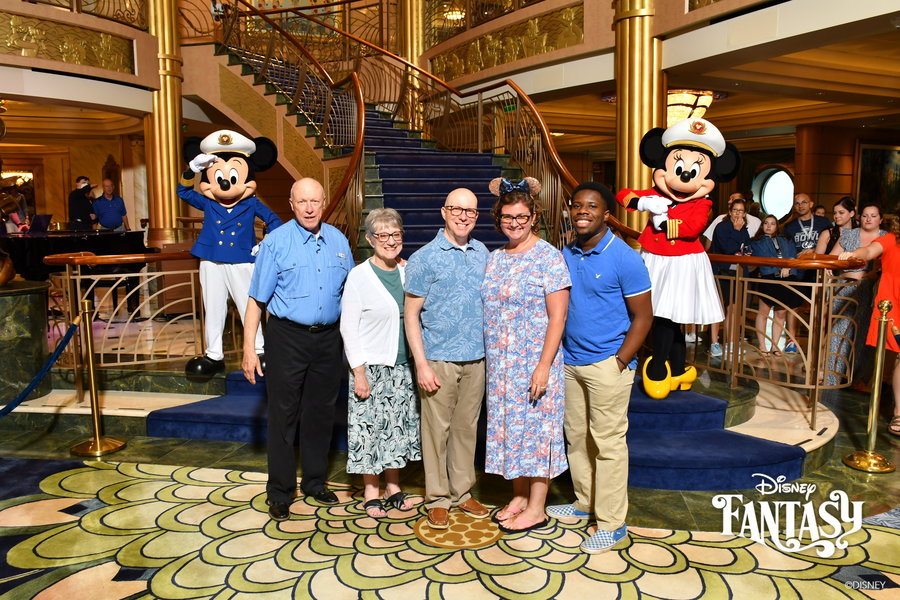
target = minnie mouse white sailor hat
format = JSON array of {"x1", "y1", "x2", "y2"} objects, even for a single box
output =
[
  {"x1": 199, "y1": 130, "x2": 256, "y2": 156},
  {"x1": 661, "y1": 118, "x2": 726, "y2": 157}
]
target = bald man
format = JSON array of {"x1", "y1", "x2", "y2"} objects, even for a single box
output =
[
  {"x1": 243, "y1": 177, "x2": 354, "y2": 520},
  {"x1": 404, "y1": 188, "x2": 491, "y2": 529}
]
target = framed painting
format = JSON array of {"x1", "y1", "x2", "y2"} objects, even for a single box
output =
[{"x1": 857, "y1": 144, "x2": 900, "y2": 214}]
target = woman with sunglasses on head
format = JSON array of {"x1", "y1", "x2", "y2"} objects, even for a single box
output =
[
  {"x1": 749, "y1": 215, "x2": 802, "y2": 356},
  {"x1": 708, "y1": 198, "x2": 751, "y2": 357},
  {"x1": 481, "y1": 177, "x2": 570, "y2": 533},
  {"x1": 340, "y1": 208, "x2": 421, "y2": 519},
  {"x1": 824, "y1": 202, "x2": 886, "y2": 386}
]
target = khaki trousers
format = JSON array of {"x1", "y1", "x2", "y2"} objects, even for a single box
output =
[
  {"x1": 419, "y1": 359, "x2": 485, "y2": 510},
  {"x1": 564, "y1": 356, "x2": 634, "y2": 530}
]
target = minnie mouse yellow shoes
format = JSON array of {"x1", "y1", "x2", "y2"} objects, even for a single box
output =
[
  {"x1": 669, "y1": 365, "x2": 697, "y2": 391},
  {"x1": 641, "y1": 357, "x2": 671, "y2": 400}
]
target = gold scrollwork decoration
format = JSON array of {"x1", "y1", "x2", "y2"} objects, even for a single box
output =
[
  {"x1": 0, "y1": 13, "x2": 134, "y2": 73},
  {"x1": 688, "y1": 0, "x2": 724, "y2": 10},
  {"x1": 430, "y1": 4, "x2": 583, "y2": 81}
]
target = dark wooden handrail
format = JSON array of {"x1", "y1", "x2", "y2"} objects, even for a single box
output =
[
  {"x1": 708, "y1": 253, "x2": 866, "y2": 270},
  {"x1": 323, "y1": 71, "x2": 366, "y2": 225},
  {"x1": 44, "y1": 251, "x2": 195, "y2": 266}
]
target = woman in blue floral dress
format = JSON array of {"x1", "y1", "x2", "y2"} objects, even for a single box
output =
[{"x1": 482, "y1": 177, "x2": 571, "y2": 533}]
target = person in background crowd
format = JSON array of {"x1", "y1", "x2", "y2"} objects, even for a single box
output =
[
  {"x1": 93, "y1": 179, "x2": 130, "y2": 231},
  {"x1": 340, "y1": 208, "x2": 421, "y2": 518},
  {"x1": 749, "y1": 215, "x2": 802, "y2": 355},
  {"x1": 815, "y1": 196, "x2": 856, "y2": 256},
  {"x1": 702, "y1": 192, "x2": 761, "y2": 248},
  {"x1": 708, "y1": 198, "x2": 751, "y2": 357},
  {"x1": 824, "y1": 202, "x2": 886, "y2": 386},
  {"x1": 839, "y1": 220, "x2": 900, "y2": 436},
  {"x1": 783, "y1": 193, "x2": 830, "y2": 353},
  {"x1": 404, "y1": 188, "x2": 491, "y2": 530},
  {"x1": 481, "y1": 177, "x2": 570, "y2": 534},
  {"x1": 242, "y1": 177, "x2": 354, "y2": 521},
  {"x1": 547, "y1": 181, "x2": 652, "y2": 554},
  {"x1": 67, "y1": 175, "x2": 96, "y2": 230},
  {"x1": 813, "y1": 204, "x2": 827, "y2": 218}
]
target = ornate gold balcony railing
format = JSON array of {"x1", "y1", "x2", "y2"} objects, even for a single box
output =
[
  {"x1": 217, "y1": 0, "x2": 367, "y2": 247},
  {"x1": 705, "y1": 253, "x2": 868, "y2": 430},
  {"x1": 27, "y1": 0, "x2": 148, "y2": 30}
]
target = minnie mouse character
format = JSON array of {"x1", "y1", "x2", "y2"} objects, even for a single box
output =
[
  {"x1": 179, "y1": 130, "x2": 282, "y2": 379},
  {"x1": 616, "y1": 118, "x2": 740, "y2": 399}
]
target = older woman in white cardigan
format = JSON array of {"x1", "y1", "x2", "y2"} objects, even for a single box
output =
[{"x1": 340, "y1": 208, "x2": 421, "y2": 518}]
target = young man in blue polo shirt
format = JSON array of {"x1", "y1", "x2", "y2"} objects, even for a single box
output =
[{"x1": 547, "y1": 181, "x2": 653, "y2": 553}]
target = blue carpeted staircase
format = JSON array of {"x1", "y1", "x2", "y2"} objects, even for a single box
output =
[
  {"x1": 626, "y1": 378, "x2": 805, "y2": 490},
  {"x1": 147, "y1": 371, "x2": 348, "y2": 450},
  {"x1": 363, "y1": 108, "x2": 512, "y2": 258}
]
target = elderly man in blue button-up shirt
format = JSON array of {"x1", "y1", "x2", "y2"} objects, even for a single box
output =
[
  {"x1": 242, "y1": 177, "x2": 354, "y2": 521},
  {"x1": 404, "y1": 187, "x2": 491, "y2": 530}
]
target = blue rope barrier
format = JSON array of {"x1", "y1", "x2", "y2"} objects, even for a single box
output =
[{"x1": 0, "y1": 320, "x2": 80, "y2": 418}]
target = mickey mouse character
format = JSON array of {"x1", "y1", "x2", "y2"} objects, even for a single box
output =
[
  {"x1": 616, "y1": 118, "x2": 740, "y2": 399},
  {"x1": 179, "y1": 130, "x2": 282, "y2": 378}
]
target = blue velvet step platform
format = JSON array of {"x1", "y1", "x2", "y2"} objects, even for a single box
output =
[
  {"x1": 626, "y1": 376, "x2": 806, "y2": 490},
  {"x1": 146, "y1": 371, "x2": 349, "y2": 450}
]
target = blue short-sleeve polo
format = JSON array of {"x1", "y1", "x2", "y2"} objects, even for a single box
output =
[
  {"x1": 563, "y1": 228, "x2": 652, "y2": 367},
  {"x1": 404, "y1": 229, "x2": 488, "y2": 361},
  {"x1": 249, "y1": 220, "x2": 353, "y2": 325}
]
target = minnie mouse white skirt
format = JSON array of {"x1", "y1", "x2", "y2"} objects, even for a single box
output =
[{"x1": 642, "y1": 251, "x2": 724, "y2": 325}]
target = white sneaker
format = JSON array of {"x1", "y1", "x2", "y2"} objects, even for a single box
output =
[{"x1": 684, "y1": 332, "x2": 698, "y2": 343}]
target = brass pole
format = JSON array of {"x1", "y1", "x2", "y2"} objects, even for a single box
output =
[
  {"x1": 400, "y1": 0, "x2": 424, "y2": 132},
  {"x1": 67, "y1": 264, "x2": 85, "y2": 405},
  {"x1": 71, "y1": 300, "x2": 127, "y2": 457},
  {"x1": 842, "y1": 300, "x2": 895, "y2": 473},
  {"x1": 614, "y1": 0, "x2": 662, "y2": 237},
  {"x1": 146, "y1": 0, "x2": 184, "y2": 249}
]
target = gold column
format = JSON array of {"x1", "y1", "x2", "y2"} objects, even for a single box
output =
[
  {"x1": 614, "y1": 0, "x2": 663, "y2": 232},
  {"x1": 399, "y1": 0, "x2": 425, "y2": 131},
  {"x1": 146, "y1": 0, "x2": 183, "y2": 248}
]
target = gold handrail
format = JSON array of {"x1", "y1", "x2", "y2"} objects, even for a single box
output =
[{"x1": 221, "y1": 0, "x2": 368, "y2": 248}]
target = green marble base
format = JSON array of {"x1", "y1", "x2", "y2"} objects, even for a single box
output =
[
  {"x1": 0, "y1": 410, "x2": 146, "y2": 437},
  {"x1": 51, "y1": 364, "x2": 228, "y2": 396},
  {"x1": 692, "y1": 369, "x2": 758, "y2": 427},
  {"x1": 0, "y1": 280, "x2": 51, "y2": 404}
]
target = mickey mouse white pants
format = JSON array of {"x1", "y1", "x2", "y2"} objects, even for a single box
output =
[{"x1": 199, "y1": 260, "x2": 263, "y2": 361}]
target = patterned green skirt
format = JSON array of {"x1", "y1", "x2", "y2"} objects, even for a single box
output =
[{"x1": 347, "y1": 363, "x2": 422, "y2": 474}]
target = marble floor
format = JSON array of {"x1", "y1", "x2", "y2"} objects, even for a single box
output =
[{"x1": 0, "y1": 385, "x2": 896, "y2": 533}]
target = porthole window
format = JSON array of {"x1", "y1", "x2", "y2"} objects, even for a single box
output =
[{"x1": 753, "y1": 167, "x2": 794, "y2": 219}]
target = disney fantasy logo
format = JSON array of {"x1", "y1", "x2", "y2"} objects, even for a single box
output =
[{"x1": 712, "y1": 473, "x2": 863, "y2": 557}]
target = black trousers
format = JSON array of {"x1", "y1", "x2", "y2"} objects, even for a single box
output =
[{"x1": 265, "y1": 316, "x2": 343, "y2": 502}]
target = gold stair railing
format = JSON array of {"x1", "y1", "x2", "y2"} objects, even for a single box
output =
[
  {"x1": 224, "y1": 0, "x2": 638, "y2": 249},
  {"x1": 218, "y1": 0, "x2": 366, "y2": 247}
]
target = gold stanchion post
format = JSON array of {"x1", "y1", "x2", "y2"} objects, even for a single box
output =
[
  {"x1": 842, "y1": 300, "x2": 895, "y2": 473},
  {"x1": 71, "y1": 299, "x2": 127, "y2": 457}
]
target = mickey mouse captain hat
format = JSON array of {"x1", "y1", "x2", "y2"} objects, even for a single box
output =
[
  {"x1": 199, "y1": 130, "x2": 256, "y2": 156},
  {"x1": 661, "y1": 118, "x2": 726, "y2": 157}
]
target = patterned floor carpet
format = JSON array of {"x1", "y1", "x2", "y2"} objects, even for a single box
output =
[{"x1": 0, "y1": 459, "x2": 898, "y2": 599}]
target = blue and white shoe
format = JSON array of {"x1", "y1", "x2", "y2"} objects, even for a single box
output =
[
  {"x1": 710, "y1": 342, "x2": 723, "y2": 357},
  {"x1": 784, "y1": 341, "x2": 799, "y2": 354},
  {"x1": 546, "y1": 504, "x2": 591, "y2": 520},
  {"x1": 581, "y1": 524, "x2": 629, "y2": 554}
]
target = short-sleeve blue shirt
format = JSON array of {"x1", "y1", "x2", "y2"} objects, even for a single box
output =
[
  {"x1": 404, "y1": 229, "x2": 488, "y2": 362},
  {"x1": 93, "y1": 195, "x2": 127, "y2": 229},
  {"x1": 248, "y1": 220, "x2": 353, "y2": 325},
  {"x1": 563, "y1": 228, "x2": 652, "y2": 367}
]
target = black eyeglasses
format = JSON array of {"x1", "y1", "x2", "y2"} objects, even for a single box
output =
[
  {"x1": 371, "y1": 231, "x2": 403, "y2": 242},
  {"x1": 500, "y1": 214, "x2": 532, "y2": 225},
  {"x1": 444, "y1": 205, "x2": 478, "y2": 218}
]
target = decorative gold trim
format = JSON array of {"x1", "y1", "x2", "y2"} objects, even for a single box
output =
[
  {"x1": 430, "y1": 4, "x2": 584, "y2": 81},
  {"x1": 0, "y1": 13, "x2": 135, "y2": 73}
]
